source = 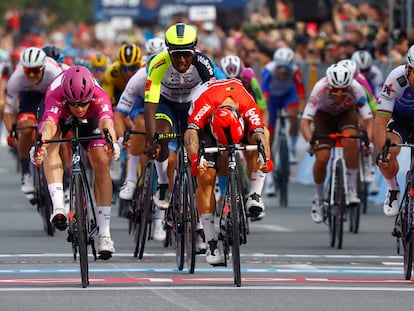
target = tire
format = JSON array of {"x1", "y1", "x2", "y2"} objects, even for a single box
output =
[
  {"x1": 403, "y1": 195, "x2": 413, "y2": 280},
  {"x1": 333, "y1": 161, "x2": 345, "y2": 249},
  {"x1": 36, "y1": 167, "x2": 54, "y2": 236},
  {"x1": 274, "y1": 135, "x2": 289, "y2": 207},
  {"x1": 348, "y1": 203, "x2": 361, "y2": 234},
  {"x1": 134, "y1": 160, "x2": 154, "y2": 259},
  {"x1": 183, "y1": 169, "x2": 197, "y2": 274},
  {"x1": 229, "y1": 172, "x2": 241, "y2": 287},
  {"x1": 74, "y1": 175, "x2": 89, "y2": 288}
]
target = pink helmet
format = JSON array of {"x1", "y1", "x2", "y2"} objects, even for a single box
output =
[
  {"x1": 62, "y1": 66, "x2": 95, "y2": 104},
  {"x1": 210, "y1": 106, "x2": 245, "y2": 145}
]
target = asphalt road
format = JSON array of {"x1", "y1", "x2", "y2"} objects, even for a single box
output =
[{"x1": 0, "y1": 146, "x2": 412, "y2": 311}]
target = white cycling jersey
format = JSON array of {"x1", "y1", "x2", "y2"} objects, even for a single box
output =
[
  {"x1": 5, "y1": 57, "x2": 62, "y2": 114},
  {"x1": 302, "y1": 77, "x2": 372, "y2": 120},
  {"x1": 116, "y1": 66, "x2": 146, "y2": 115}
]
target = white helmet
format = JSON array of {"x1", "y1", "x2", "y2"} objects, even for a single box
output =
[
  {"x1": 338, "y1": 59, "x2": 358, "y2": 78},
  {"x1": 220, "y1": 55, "x2": 244, "y2": 78},
  {"x1": 273, "y1": 47, "x2": 294, "y2": 67},
  {"x1": 20, "y1": 47, "x2": 46, "y2": 68},
  {"x1": 407, "y1": 45, "x2": 414, "y2": 67},
  {"x1": 351, "y1": 50, "x2": 372, "y2": 70},
  {"x1": 145, "y1": 37, "x2": 166, "y2": 55},
  {"x1": 326, "y1": 63, "x2": 353, "y2": 88}
]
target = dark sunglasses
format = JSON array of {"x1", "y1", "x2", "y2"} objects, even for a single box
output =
[
  {"x1": 23, "y1": 67, "x2": 43, "y2": 75},
  {"x1": 120, "y1": 64, "x2": 138, "y2": 72},
  {"x1": 169, "y1": 50, "x2": 195, "y2": 58},
  {"x1": 92, "y1": 66, "x2": 106, "y2": 72},
  {"x1": 66, "y1": 99, "x2": 92, "y2": 107}
]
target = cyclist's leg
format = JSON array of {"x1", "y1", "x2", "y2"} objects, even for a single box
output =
[
  {"x1": 87, "y1": 137, "x2": 115, "y2": 257},
  {"x1": 341, "y1": 107, "x2": 362, "y2": 204},
  {"x1": 264, "y1": 96, "x2": 278, "y2": 196},
  {"x1": 310, "y1": 110, "x2": 334, "y2": 223},
  {"x1": 42, "y1": 126, "x2": 67, "y2": 230}
]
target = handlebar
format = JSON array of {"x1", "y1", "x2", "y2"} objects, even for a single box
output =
[{"x1": 123, "y1": 126, "x2": 146, "y2": 143}]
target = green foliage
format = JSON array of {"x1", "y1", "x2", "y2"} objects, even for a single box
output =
[{"x1": 0, "y1": 1, "x2": 94, "y2": 27}]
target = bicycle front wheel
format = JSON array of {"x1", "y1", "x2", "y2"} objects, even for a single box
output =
[
  {"x1": 402, "y1": 194, "x2": 413, "y2": 280},
  {"x1": 229, "y1": 172, "x2": 241, "y2": 287},
  {"x1": 275, "y1": 136, "x2": 289, "y2": 207},
  {"x1": 183, "y1": 170, "x2": 197, "y2": 274},
  {"x1": 73, "y1": 174, "x2": 89, "y2": 288},
  {"x1": 333, "y1": 161, "x2": 345, "y2": 249}
]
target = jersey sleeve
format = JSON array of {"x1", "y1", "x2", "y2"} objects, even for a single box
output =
[{"x1": 144, "y1": 52, "x2": 171, "y2": 104}]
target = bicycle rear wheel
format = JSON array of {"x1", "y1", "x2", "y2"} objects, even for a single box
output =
[
  {"x1": 402, "y1": 195, "x2": 413, "y2": 280},
  {"x1": 229, "y1": 172, "x2": 241, "y2": 287},
  {"x1": 73, "y1": 174, "x2": 89, "y2": 288}
]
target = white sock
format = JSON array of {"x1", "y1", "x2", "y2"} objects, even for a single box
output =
[
  {"x1": 346, "y1": 168, "x2": 358, "y2": 190},
  {"x1": 126, "y1": 155, "x2": 140, "y2": 183},
  {"x1": 314, "y1": 183, "x2": 324, "y2": 201},
  {"x1": 96, "y1": 206, "x2": 111, "y2": 238},
  {"x1": 155, "y1": 159, "x2": 169, "y2": 184},
  {"x1": 386, "y1": 177, "x2": 399, "y2": 190},
  {"x1": 48, "y1": 183, "x2": 66, "y2": 213},
  {"x1": 200, "y1": 213, "x2": 216, "y2": 242},
  {"x1": 249, "y1": 170, "x2": 265, "y2": 195},
  {"x1": 153, "y1": 207, "x2": 165, "y2": 220}
]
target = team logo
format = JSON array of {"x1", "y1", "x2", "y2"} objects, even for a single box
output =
[{"x1": 382, "y1": 83, "x2": 396, "y2": 96}]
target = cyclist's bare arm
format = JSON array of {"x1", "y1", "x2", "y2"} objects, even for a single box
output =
[
  {"x1": 300, "y1": 117, "x2": 313, "y2": 143},
  {"x1": 184, "y1": 128, "x2": 199, "y2": 157},
  {"x1": 373, "y1": 112, "x2": 391, "y2": 154},
  {"x1": 114, "y1": 111, "x2": 127, "y2": 140}
]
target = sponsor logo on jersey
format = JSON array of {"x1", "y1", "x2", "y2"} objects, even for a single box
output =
[
  {"x1": 382, "y1": 83, "x2": 396, "y2": 96},
  {"x1": 397, "y1": 75, "x2": 407, "y2": 87},
  {"x1": 245, "y1": 107, "x2": 261, "y2": 126},
  {"x1": 145, "y1": 80, "x2": 152, "y2": 91}
]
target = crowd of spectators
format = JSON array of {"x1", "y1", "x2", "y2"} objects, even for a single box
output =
[{"x1": 0, "y1": 1, "x2": 412, "y2": 82}]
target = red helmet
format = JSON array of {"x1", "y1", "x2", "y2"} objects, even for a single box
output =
[
  {"x1": 210, "y1": 106, "x2": 245, "y2": 145},
  {"x1": 62, "y1": 66, "x2": 95, "y2": 104}
]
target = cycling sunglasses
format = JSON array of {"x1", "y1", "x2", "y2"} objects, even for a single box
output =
[
  {"x1": 23, "y1": 66, "x2": 44, "y2": 75},
  {"x1": 329, "y1": 87, "x2": 349, "y2": 96},
  {"x1": 66, "y1": 99, "x2": 92, "y2": 108},
  {"x1": 120, "y1": 64, "x2": 138, "y2": 72},
  {"x1": 169, "y1": 49, "x2": 195, "y2": 58}
]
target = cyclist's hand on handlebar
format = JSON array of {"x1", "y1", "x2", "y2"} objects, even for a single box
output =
[
  {"x1": 7, "y1": 135, "x2": 15, "y2": 148},
  {"x1": 257, "y1": 156, "x2": 273, "y2": 173},
  {"x1": 376, "y1": 152, "x2": 391, "y2": 168},
  {"x1": 105, "y1": 143, "x2": 120, "y2": 161},
  {"x1": 307, "y1": 140, "x2": 318, "y2": 155},
  {"x1": 191, "y1": 154, "x2": 207, "y2": 176},
  {"x1": 30, "y1": 145, "x2": 47, "y2": 167}
]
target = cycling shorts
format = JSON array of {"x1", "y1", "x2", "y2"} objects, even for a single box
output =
[{"x1": 388, "y1": 110, "x2": 414, "y2": 143}]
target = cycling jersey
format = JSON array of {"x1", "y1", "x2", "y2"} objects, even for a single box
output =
[
  {"x1": 41, "y1": 71, "x2": 113, "y2": 127},
  {"x1": 5, "y1": 57, "x2": 62, "y2": 114},
  {"x1": 115, "y1": 66, "x2": 146, "y2": 118},
  {"x1": 144, "y1": 51, "x2": 215, "y2": 104},
  {"x1": 240, "y1": 67, "x2": 267, "y2": 110},
  {"x1": 261, "y1": 62, "x2": 306, "y2": 99},
  {"x1": 302, "y1": 77, "x2": 372, "y2": 120},
  {"x1": 377, "y1": 65, "x2": 414, "y2": 119},
  {"x1": 188, "y1": 78, "x2": 264, "y2": 135}
]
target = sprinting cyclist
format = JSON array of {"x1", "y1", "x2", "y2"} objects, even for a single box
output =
[
  {"x1": 42, "y1": 44, "x2": 70, "y2": 70},
  {"x1": 4, "y1": 47, "x2": 62, "y2": 201},
  {"x1": 143, "y1": 23, "x2": 216, "y2": 210},
  {"x1": 32, "y1": 65, "x2": 119, "y2": 259},
  {"x1": 374, "y1": 45, "x2": 414, "y2": 217},
  {"x1": 219, "y1": 54, "x2": 269, "y2": 220},
  {"x1": 184, "y1": 78, "x2": 272, "y2": 264},
  {"x1": 300, "y1": 62, "x2": 373, "y2": 223},
  {"x1": 90, "y1": 53, "x2": 108, "y2": 85}
]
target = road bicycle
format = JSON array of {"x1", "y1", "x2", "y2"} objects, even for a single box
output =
[
  {"x1": 199, "y1": 139, "x2": 266, "y2": 287},
  {"x1": 385, "y1": 138, "x2": 414, "y2": 280},
  {"x1": 11, "y1": 123, "x2": 54, "y2": 236},
  {"x1": 311, "y1": 132, "x2": 367, "y2": 249},
  {"x1": 35, "y1": 119, "x2": 115, "y2": 288},
  {"x1": 271, "y1": 108, "x2": 299, "y2": 207},
  {"x1": 160, "y1": 132, "x2": 198, "y2": 273}
]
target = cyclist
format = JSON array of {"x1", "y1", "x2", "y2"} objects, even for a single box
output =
[
  {"x1": 115, "y1": 37, "x2": 167, "y2": 241},
  {"x1": 143, "y1": 22, "x2": 216, "y2": 211},
  {"x1": 261, "y1": 47, "x2": 306, "y2": 164},
  {"x1": 220, "y1": 54, "x2": 269, "y2": 219},
  {"x1": 352, "y1": 50, "x2": 384, "y2": 99},
  {"x1": 90, "y1": 53, "x2": 108, "y2": 85},
  {"x1": 300, "y1": 62, "x2": 373, "y2": 223},
  {"x1": 4, "y1": 47, "x2": 62, "y2": 201},
  {"x1": 184, "y1": 78, "x2": 273, "y2": 264},
  {"x1": 102, "y1": 43, "x2": 143, "y2": 109},
  {"x1": 374, "y1": 45, "x2": 414, "y2": 217},
  {"x1": 0, "y1": 49, "x2": 20, "y2": 118},
  {"x1": 143, "y1": 37, "x2": 166, "y2": 62},
  {"x1": 32, "y1": 65, "x2": 119, "y2": 259}
]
